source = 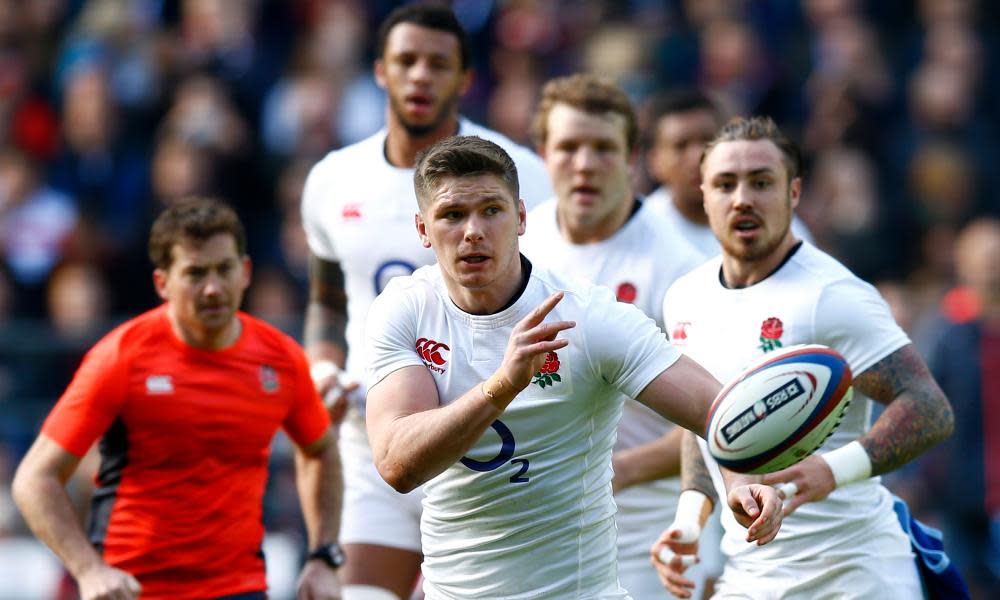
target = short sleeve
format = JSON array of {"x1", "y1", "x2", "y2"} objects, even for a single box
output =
[
  {"x1": 814, "y1": 278, "x2": 911, "y2": 375},
  {"x1": 365, "y1": 280, "x2": 425, "y2": 388},
  {"x1": 581, "y1": 285, "x2": 681, "y2": 398},
  {"x1": 282, "y1": 346, "x2": 332, "y2": 447},
  {"x1": 301, "y1": 159, "x2": 339, "y2": 261},
  {"x1": 41, "y1": 335, "x2": 130, "y2": 457}
]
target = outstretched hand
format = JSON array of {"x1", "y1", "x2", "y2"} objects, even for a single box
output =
[
  {"x1": 650, "y1": 526, "x2": 701, "y2": 598},
  {"x1": 761, "y1": 454, "x2": 837, "y2": 517},
  {"x1": 727, "y1": 482, "x2": 784, "y2": 545},
  {"x1": 498, "y1": 292, "x2": 575, "y2": 390}
]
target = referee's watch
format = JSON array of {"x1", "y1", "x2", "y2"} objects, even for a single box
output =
[{"x1": 306, "y1": 543, "x2": 346, "y2": 569}]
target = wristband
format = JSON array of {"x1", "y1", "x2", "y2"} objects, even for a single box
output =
[
  {"x1": 310, "y1": 360, "x2": 341, "y2": 384},
  {"x1": 669, "y1": 490, "x2": 711, "y2": 543},
  {"x1": 819, "y1": 440, "x2": 872, "y2": 488},
  {"x1": 481, "y1": 372, "x2": 514, "y2": 409}
]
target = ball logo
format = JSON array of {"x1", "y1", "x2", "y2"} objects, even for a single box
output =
[{"x1": 416, "y1": 337, "x2": 449, "y2": 373}]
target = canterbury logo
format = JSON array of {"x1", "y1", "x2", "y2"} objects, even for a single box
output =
[{"x1": 416, "y1": 338, "x2": 450, "y2": 365}]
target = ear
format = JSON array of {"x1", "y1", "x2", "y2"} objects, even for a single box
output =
[
  {"x1": 240, "y1": 255, "x2": 252, "y2": 291},
  {"x1": 415, "y1": 212, "x2": 432, "y2": 248},
  {"x1": 153, "y1": 268, "x2": 169, "y2": 302},
  {"x1": 789, "y1": 177, "x2": 802, "y2": 210},
  {"x1": 517, "y1": 199, "x2": 527, "y2": 236},
  {"x1": 458, "y1": 68, "x2": 474, "y2": 96},
  {"x1": 374, "y1": 59, "x2": 387, "y2": 90}
]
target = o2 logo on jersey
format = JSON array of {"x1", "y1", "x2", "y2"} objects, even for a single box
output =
[
  {"x1": 373, "y1": 260, "x2": 417, "y2": 294},
  {"x1": 460, "y1": 419, "x2": 530, "y2": 484}
]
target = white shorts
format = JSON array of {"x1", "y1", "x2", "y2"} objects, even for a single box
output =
[
  {"x1": 339, "y1": 411, "x2": 424, "y2": 552},
  {"x1": 712, "y1": 518, "x2": 921, "y2": 600}
]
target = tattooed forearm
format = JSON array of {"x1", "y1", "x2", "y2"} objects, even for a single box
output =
[
  {"x1": 681, "y1": 430, "x2": 718, "y2": 506},
  {"x1": 853, "y1": 344, "x2": 954, "y2": 476},
  {"x1": 304, "y1": 255, "x2": 349, "y2": 352}
]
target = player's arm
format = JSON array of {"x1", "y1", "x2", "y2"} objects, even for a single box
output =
[
  {"x1": 637, "y1": 359, "x2": 782, "y2": 545},
  {"x1": 12, "y1": 434, "x2": 141, "y2": 599},
  {"x1": 294, "y1": 427, "x2": 343, "y2": 600},
  {"x1": 763, "y1": 344, "x2": 954, "y2": 515},
  {"x1": 367, "y1": 292, "x2": 574, "y2": 493},
  {"x1": 304, "y1": 254, "x2": 356, "y2": 418},
  {"x1": 611, "y1": 427, "x2": 683, "y2": 493},
  {"x1": 650, "y1": 429, "x2": 718, "y2": 598}
]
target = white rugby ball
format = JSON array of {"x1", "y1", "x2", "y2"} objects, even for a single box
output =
[{"x1": 706, "y1": 344, "x2": 853, "y2": 474}]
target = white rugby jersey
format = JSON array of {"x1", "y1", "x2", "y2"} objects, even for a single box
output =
[
  {"x1": 646, "y1": 186, "x2": 813, "y2": 257},
  {"x1": 365, "y1": 263, "x2": 681, "y2": 599},
  {"x1": 663, "y1": 242, "x2": 910, "y2": 567},
  {"x1": 521, "y1": 197, "x2": 702, "y2": 573},
  {"x1": 301, "y1": 118, "x2": 553, "y2": 403}
]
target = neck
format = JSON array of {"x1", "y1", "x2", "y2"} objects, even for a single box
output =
[
  {"x1": 384, "y1": 111, "x2": 460, "y2": 168},
  {"x1": 167, "y1": 310, "x2": 241, "y2": 351},
  {"x1": 558, "y1": 194, "x2": 635, "y2": 244},
  {"x1": 721, "y1": 235, "x2": 800, "y2": 288},
  {"x1": 447, "y1": 254, "x2": 525, "y2": 315}
]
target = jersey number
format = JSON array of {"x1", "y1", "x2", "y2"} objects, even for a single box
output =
[{"x1": 460, "y1": 419, "x2": 530, "y2": 483}]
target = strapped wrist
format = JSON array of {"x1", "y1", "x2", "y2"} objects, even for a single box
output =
[
  {"x1": 820, "y1": 440, "x2": 872, "y2": 488},
  {"x1": 670, "y1": 490, "x2": 712, "y2": 543},
  {"x1": 309, "y1": 360, "x2": 341, "y2": 384},
  {"x1": 481, "y1": 372, "x2": 514, "y2": 409}
]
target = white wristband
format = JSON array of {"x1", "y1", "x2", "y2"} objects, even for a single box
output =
[
  {"x1": 669, "y1": 490, "x2": 711, "y2": 543},
  {"x1": 820, "y1": 441, "x2": 872, "y2": 488},
  {"x1": 310, "y1": 360, "x2": 355, "y2": 388}
]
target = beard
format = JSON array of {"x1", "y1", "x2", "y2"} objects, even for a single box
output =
[{"x1": 389, "y1": 92, "x2": 459, "y2": 138}]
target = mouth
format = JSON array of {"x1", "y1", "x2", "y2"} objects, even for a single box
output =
[
  {"x1": 459, "y1": 253, "x2": 491, "y2": 267},
  {"x1": 732, "y1": 215, "x2": 762, "y2": 237},
  {"x1": 404, "y1": 93, "x2": 434, "y2": 115},
  {"x1": 570, "y1": 183, "x2": 600, "y2": 201}
]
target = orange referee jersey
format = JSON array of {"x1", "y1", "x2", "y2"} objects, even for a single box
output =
[{"x1": 42, "y1": 305, "x2": 330, "y2": 599}]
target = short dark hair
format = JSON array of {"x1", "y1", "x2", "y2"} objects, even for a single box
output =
[
  {"x1": 413, "y1": 136, "x2": 519, "y2": 209},
  {"x1": 702, "y1": 116, "x2": 802, "y2": 181},
  {"x1": 148, "y1": 197, "x2": 246, "y2": 269},
  {"x1": 647, "y1": 88, "x2": 722, "y2": 125},
  {"x1": 531, "y1": 74, "x2": 639, "y2": 151},
  {"x1": 375, "y1": 3, "x2": 471, "y2": 70},
  {"x1": 645, "y1": 87, "x2": 723, "y2": 146}
]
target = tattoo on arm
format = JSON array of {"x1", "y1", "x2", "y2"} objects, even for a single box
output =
[
  {"x1": 681, "y1": 430, "x2": 718, "y2": 505},
  {"x1": 304, "y1": 255, "x2": 348, "y2": 351},
  {"x1": 852, "y1": 344, "x2": 954, "y2": 476}
]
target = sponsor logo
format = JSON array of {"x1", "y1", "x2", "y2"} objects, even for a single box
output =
[
  {"x1": 759, "y1": 317, "x2": 784, "y2": 352},
  {"x1": 616, "y1": 282, "x2": 637, "y2": 303},
  {"x1": 259, "y1": 365, "x2": 280, "y2": 393},
  {"x1": 341, "y1": 203, "x2": 362, "y2": 220},
  {"x1": 721, "y1": 378, "x2": 805, "y2": 444},
  {"x1": 416, "y1": 338, "x2": 449, "y2": 374},
  {"x1": 672, "y1": 321, "x2": 691, "y2": 343},
  {"x1": 531, "y1": 352, "x2": 562, "y2": 388},
  {"x1": 145, "y1": 375, "x2": 174, "y2": 394}
]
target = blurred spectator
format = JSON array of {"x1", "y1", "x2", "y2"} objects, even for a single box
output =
[
  {"x1": 0, "y1": 146, "x2": 78, "y2": 315},
  {"x1": 46, "y1": 261, "x2": 111, "y2": 343},
  {"x1": 921, "y1": 218, "x2": 1000, "y2": 598}
]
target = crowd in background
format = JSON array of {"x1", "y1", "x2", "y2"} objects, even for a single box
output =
[{"x1": 0, "y1": 0, "x2": 997, "y2": 597}]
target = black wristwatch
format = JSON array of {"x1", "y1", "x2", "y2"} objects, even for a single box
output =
[{"x1": 307, "y1": 543, "x2": 346, "y2": 569}]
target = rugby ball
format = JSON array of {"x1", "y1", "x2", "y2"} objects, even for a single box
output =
[{"x1": 706, "y1": 344, "x2": 853, "y2": 474}]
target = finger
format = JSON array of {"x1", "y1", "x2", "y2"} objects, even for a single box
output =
[
  {"x1": 657, "y1": 547, "x2": 699, "y2": 568},
  {"x1": 521, "y1": 337, "x2": 570, "y2": 358},
  {"x1": 783, "y1": 493, "x2": 806, "y2": 518},
  {"x1": 524, "y1": 319, "x2": 576, "y2": 343},
  {"x1": 520, "y1": 291, "x2": 565, "y2": 329},
  {"x1": 775, "y1": 481, "x2": 798, "y2": 500}
]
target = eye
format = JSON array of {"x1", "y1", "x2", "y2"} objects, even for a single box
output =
[
  {"x1": 752, "y1": 178, "x2": 773, "y2": 190},
  {"x1": 484, "y1": 205, "x2": 501, "y2": 216},
  {"x1": 443, "y1": 210, "x2": 463, "y2": 220}
]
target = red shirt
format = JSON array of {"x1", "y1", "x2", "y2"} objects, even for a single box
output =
[{"x1": 42, "y1": 305, "x2": 330, "y2": 599}]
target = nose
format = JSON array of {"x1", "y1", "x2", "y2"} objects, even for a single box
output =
[
  {"x1": 464, "y1": 214, "x2": 485, "y2": 242},
  {"x1": 202, "y1": 272, "x2": 223, "y2": 297},
  {"x1": 732, "y1": 181, "x2": 752, "y2": 210},
  {"x1": 409, "y1": 58, "x2": 433, "y2": 83},
  {"x1": 573, "y1": 145, "x2": 599, "y2": 172}
]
